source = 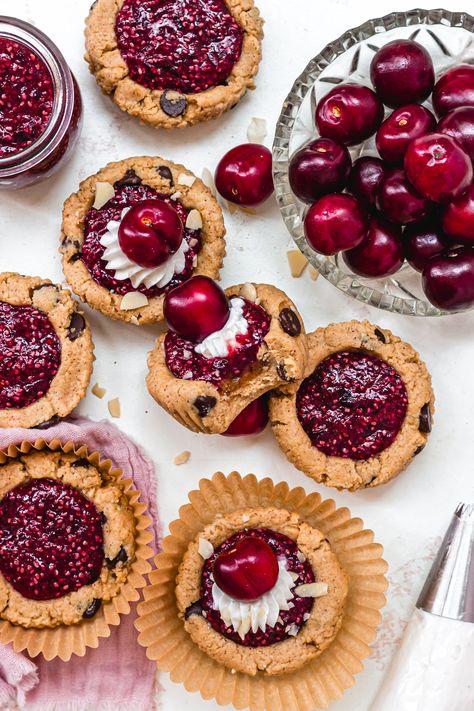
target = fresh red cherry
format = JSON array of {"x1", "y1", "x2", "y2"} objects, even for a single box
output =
[
  {"x1": 376, "y1": 168, "x2": 432, "y2": 225},
  {"x1": 215, "y1": 143, "x2": 274, "y2": 207},
  {"x1": 432, "y1": 65, "x2": 474, "y2": 118},
  {"x1": 288, "y1": 137, "x2": 351, "y2": 203},
  {"x1": 118, "y1": 199, "x2": 183, "y2": 268},
  {"x1": 221, "y1": 397, "x2": 268, "y2": 437},
  {"x1": 343, "y1": 217, "x2": 404, "y2": 277},
  {"x1": 370, "y1": 39, "x2": 434, "y2": 108},
  {"x1": 213, "y1": 536, "x2": 279, "y2": 601},
  {"x1": 422, "y1": 247, "x2": 474, "y2": 311},
  {"x1": 315, "y1": 83, "x2": 384, "y2": 146},
  {"x1": 164, "y1": 276, "x2": 230, "y2": 343},
  {"x1": 438, "y1": 107, "x2": 474, "y2": 162},
  {"x1": 376, "y1": 104, "x2": 436, "y2": 165},
  {"x1": 304, "y1": 193, "x2": 368, "y2": 256},
  {"x1": 404, "y1": 133, "x2": 473, "y2": 203},
  {"x1": 347, "y1": 156, "x2": 386, "y2": 208},
  {"x1": 442, "y1": 183, "x2": 474, "y2": 245},
  {"x1": 404, "y1": 220, "x2": 450, "y2": 272}
]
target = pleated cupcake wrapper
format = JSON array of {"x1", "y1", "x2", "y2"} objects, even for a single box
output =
[
  {"x1": 135, "y1": 472, "x2": 388, "y2": 711},
  {"x1": 0, "y1": 438, "x2": 154, "y2": 661}
]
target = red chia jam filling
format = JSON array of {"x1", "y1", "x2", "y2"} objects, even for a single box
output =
[
  {"x1": 0, "y1": 37, "x2": 54, "y2": 158},
  {"x1": 199, "y1": 528, "x2": 315, "y2": 647},
  {"x1": 296, "y1": 350, "x2": 408, "y2": 460},
  {"x1": 0, "y1": 478, "x2": 104, "y2": 601},
  {"x1": 164, "y1": 298, "x2": 271, "y2": 388},
  {"x1": 0, "y1": 301, "x2": 61, "y2": 410},
  {"x1": 115, "y1": 0, "x2": 243, "y2": 94},
  {"x1": 82, "y1": 183, "x2": 201, "y2": 297}
]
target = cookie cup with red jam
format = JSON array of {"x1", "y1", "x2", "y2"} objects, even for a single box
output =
[
  {"x1": 135, "y1": 472, "x2": 388, "y2": 710},
  {"x1": 270, "y1": 320, "x2": 434, "y2": 491},
  {"x1": 0, "y1": 439, "x2": 153, "y2": 661}
]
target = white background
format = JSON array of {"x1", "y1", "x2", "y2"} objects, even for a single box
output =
[{"x1": 1, "y1": 0, "x2": 473, "y2": 709}]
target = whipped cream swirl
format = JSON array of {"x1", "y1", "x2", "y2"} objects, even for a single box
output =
[
  {"x1": 99, "y1": 208, "x2": 189, "y2": 289},
  {"x1": 195, "y1": 297, "x2": 248, "y2": 358},
  {"x1": 211, "y1": 558, "x2": 296, "y2": 640}
]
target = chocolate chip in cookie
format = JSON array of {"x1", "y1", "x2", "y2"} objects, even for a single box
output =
[
  {"x1": 68, "y1": 312, "x2": 86, "y2": 341},
  {"x1": 184, "y1": 600, "x2": 203, "y2": 620},
  {"x1": 419, "y1": 404, "x2": 432, "y2": 433},
  {"x1": 71, "y1": 458, "x2": 91, "y2": 468},
  {"x1": 83, "y1": 598, "x2": 102, "y2": 619},
  {"x1": 157, "y1": 165, "x2": 174, "y2": 185},
  {"x1": 106, "y1": 546, "x2": 128, "y2": 569},
  {"x1": 113, "y1": 168, "x2": 142, "y2": 188},
  {"x1": 279, "y1": 308, "x2": 301, "y2": 337},
  {"x1": 194, "y1": 395, "x2": 217, "y2": 418},
  {"x1": 160, "y1": 90, "x2": 187, "y2": 117},
  {"x1": 374, "y1": 328, "x2": 386, "y2": 343},
  {"x1": 36, "y1": 416, "x2": 61, "y2": 429}
]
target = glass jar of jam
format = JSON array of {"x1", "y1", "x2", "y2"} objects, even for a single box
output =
[{"x1": 0, "y1": 16, "x2": 82, "y2": 189}]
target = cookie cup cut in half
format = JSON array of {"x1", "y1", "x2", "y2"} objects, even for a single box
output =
[
  {"x1": 146, "y1": 283, "x2": 308, "y2": 433},
  {"x1": 0, "y1": 273, "x2": 94, "y2": 429},
  {"x1": 270, "y1": 320, "x2": 434, "y2": 491},
  {"x1": 61, "y1": 156, "x2": 226, "y2": 324},
  {"x1": 135, "y1": 472, "x2": 388, "y2": 711},
  {"x1": 85, "y1": 0, "x2": 264, "y2": 129},
  {"x1": 0, "y1": 439, "x2": 153, "y2": 661}
]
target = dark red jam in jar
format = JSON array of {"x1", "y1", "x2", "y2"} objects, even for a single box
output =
[{"x1": 0, "y1": 16, "x2": 82, "y2": 189}]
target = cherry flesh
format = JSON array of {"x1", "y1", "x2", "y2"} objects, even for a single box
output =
[
  {"x1": 422, "y1": 247, "x2": 474, "y2": 311},
  {"x1": 215, "y1": 143, "x2": 274, "y2": 207},
  {"x1": 404, "y1": 220, "x2": 450, "y2": 272},
  {"x1": 370, "y1": 39, "x2": 434, "y2": 108},
  {"x1": 432, "y1": 65, "x2": 474, "y2": 118},
  {"x1": 304, "y1": 193, "x2": 368, "y2": 256},
  {"x1": 376, "y1": 104, "x2": 436, "y2": 165},
  {"x1": 288, "y1": 137, "x2": 351, "y2": 203},
  {"x1": 213, "y1": 536, "x2": 279, "y2": 601},
  {"x1": 163, "y1": 275, "x2": 230, "y2": 343},
  {"x1": 222, "y1": 397, "x2": 268, "y2": 437},
  {"x1": 438, "y1": 106, "x2": 474, "y2": 162},
  {"x1": 315, "y1": 83, "x2": 384, "y2": 146},
  {"x1": 404, "y1": 133, "x2": 473, "y2": 203},
  {"x1": 442, "y1": 183, "x2": 474, "y2": 245},
  {"x1": 376, "y1": 168, "x2": 432, "y2": 225},
  {"x1": 118, "y1": 199, "x2": 183, "y2": 268},
  {"x1": 347, "y1": 156, "x2": 386, "y2": 208},
  {"x1": 343, "y1": 217, "x2": 404, "y2": 278}
]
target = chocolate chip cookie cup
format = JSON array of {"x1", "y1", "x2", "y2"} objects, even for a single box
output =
[
  {"x1": 85, "y1": 0, "x2": 263, "y2": 129},
  {"x1": 135, "y1": 472, "x2": 388, "y2": 711},
  {"x1": 0, "y1": 273, "x2": 94, "y2": 428},
  {"x1": 61, "y1": 156, "x2": 226, "y2": 325},
  {"x1": 0, "y1": 439, "x2": 153, "y2": 661},
  {"x1": 270, "y1": 320, "x2": 435, "y2": 491}
]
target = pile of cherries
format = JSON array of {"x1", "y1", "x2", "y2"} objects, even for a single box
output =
[{"x1": 289, "y1": 39, "x2": 474, "y2": 311}]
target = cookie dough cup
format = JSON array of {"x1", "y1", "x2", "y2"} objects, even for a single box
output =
[
  {"x1": 61, "y1": 156, "x2": 226, "y2": 324},
  {"x1": 0, "y1": 273, "x2": 94, "y2": 429},
  {"x1": 146, "y1": 283, "x2": 308, "y2": 433},
  {"x1": 270, "y1": 320, "x2": 435, "y2": 492},
  {"x1": 0, "y1": 439, "x2": 153, "y2": 661},
  {"x1": 136, "y1": 472, "x2": 388, "y2": 711},
  {"x1": 85, "y1": 0, "x2": 264, "y2": 129}
]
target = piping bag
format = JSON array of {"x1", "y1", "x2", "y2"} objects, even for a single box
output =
[{"x1": 370, "y1": 503, "x2": 474, "y2": 711}]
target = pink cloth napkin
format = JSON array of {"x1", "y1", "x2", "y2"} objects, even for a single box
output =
[{"x1": 0, "y1": 416, "x2": 160, "y2": 711}]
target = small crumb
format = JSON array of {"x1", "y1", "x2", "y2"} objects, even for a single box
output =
[
  {"x1": 130, "y1": 315, "x2": 140, "y2": 326},
  {"x1": 174, "y1": 450, "x2": 191, "y2": 465},
  {"x1": 247, "y1": 117, "x2": 267, "y2": 144},
  {"x1": 230, "y1": 669, "x2": 236, "y2": 675},
  {"x1": 277, "y1": 616, "x2": 284, "y2": 625},
  {"x1": 241, "y1": 513, "x2": 250, "y2": 523},
  {"x1": 186, "y1": 209, "x2": 203, "y2": 230},
  {"x1": 108, "y1": 398, "x2": 121, "y2": 418},
  {"x1": 239, "y1": 206, "x2": 257, "y2": 216},
  {"x1": 287, "y1": 249, "x2": 308, "y2": 278},
  {"x1": 93, "y1": 182, "x2": 114, "y2": 209},
  {"x1": 226, "y1": 200, "x2": 238, "y2": 214},
  {"x1": 308, "y1": 265, "x2": 319, "y2": 281},
  {"x1": 177, "y1": 173, "x2": 196, "y2": 187},
  {"x1": 91, "y1": 383, "x2": 106, "y2": 399}
]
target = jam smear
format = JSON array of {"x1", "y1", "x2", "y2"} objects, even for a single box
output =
[
  {"x1": 164, "y1": 298, "x2": 271, "y2": 388},
  {"x1": 200, "y1": 528, "x2": 314, "y2": 647},
  {"x1": 115, "y1": 0, "x2": 243, "y2": 94},
  {"x1": 82, "y1": 184, "x2": 201, "y2": 297},
  {"x1": 297, "y1": 350, "x2": 408, "y2": 460},
  {"x1": 0, "y1": 478, "x2": 104, "y2": 601},
  {"x1": 0, "y1": 37, "x2": 54, "y2": 158},
  {"x1": 0, "y1": 301, "x2": 61, "y2": 410}
]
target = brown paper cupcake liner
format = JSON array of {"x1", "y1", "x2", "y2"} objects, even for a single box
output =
[
  {"x1": 135, "y1": 472, "x2": 388, "y2": 711},
  {"x1": 0, "y1": 438, "x2": 154, "y2": 661}
]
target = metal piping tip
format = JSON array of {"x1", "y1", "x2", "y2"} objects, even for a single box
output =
[{"x1": 417, "y1": 503, "x2": 474, "y2": 622}]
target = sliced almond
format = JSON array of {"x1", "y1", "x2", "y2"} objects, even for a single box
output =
[
  {"x1": 294, "y1": 582, "x2": 328, "y2": 598},
  {"x1": 174, "y1": 450, "x2": 190, "y2": 465},
  {"x1": 240, "y1": 282, "x2": 257, "y2": 302},
  {"x1": 287, "y1": 249, "x2": 308, "y2": 278},
  {"x1": 177, "y1": 173, "x2": 196, "y2": 188},
  {"x1": 170, "y1": 191, "x2": 182, "y2": 201},
  {"x1": 120, "y1": 292, "x2": 149, "y2": 311},
  {"x1": 286, "y1": 623, "x2": 299, "y2": 636},
  {"x1": 93, "y1": 182, "x2": 115, "y2": 209},
  {"x1": 91, "y1": 383, "x2": 106, "y2": 399},
  {"x1": 108, "y1": 397, "x2": 121, "y2": 419},
  {"x1": 308, "y1": 265, "x2": 319, "y2": 281},
  {"x1": 186, "y1": 209, "x2": 203, "y2": 230},
  {"x1": 247, "y1": 117, "x2": 267, "y2": 144},
  {"x1": 297, "y1": 551, "x2": 306, "y2": 563},
  {"x1": 241, "y1": 513, "x2": 250, "y2": 523},
  {"x1": 201, "y1": 168, "x2": 216, "y2": 196},
  {"x1": 288, "y1": 571, "x2": 299, "y2": 582},
  {"x1": 198, "y1": 538, "x2": 214, "y2": 560},
  {"x1": 130, "y1": 315, "x2": 140, "y2": 326}
]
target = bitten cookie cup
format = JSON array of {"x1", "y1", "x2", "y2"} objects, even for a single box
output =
[
  {"x1": 0, "y1": 440, "x2": 153, "y2": 661},
  {"x1": 60, "y1": 156, "x2": 226, "y2": 325},
  {"x1": 0, "y1": 273, "x2": 94, "y2": 429},
  {"x1": 270, "y1": 320, "x2": 435, "y2": 492},
  {"x1": 84, "y1": 0, "x2": 263, "y2": 129},
  {"x1": 135, "y1": 472, "x2": 388, "y2": 711},
  {"x1": 146, "y1": 283, "x2": 308, "y2": 433}
]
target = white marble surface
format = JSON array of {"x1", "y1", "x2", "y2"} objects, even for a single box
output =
[{"x1": 0, "y1": 0, "x2": 473, "y2": 709}]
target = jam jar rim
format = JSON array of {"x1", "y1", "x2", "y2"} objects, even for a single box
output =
[{"x1": 0, "y1": 15, "x2": 76, "y2": 176}]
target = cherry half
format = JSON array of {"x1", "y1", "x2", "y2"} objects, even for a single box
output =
[
  {"x1": 404, "y1": 133, "x2": 473, "y2": 204},
  {"x1": 222, "y1": 397, "x2": 268, "y2": 437},
  {"x1": 376, "y1": 104, "x2": 436, "y2": 165},
  {"x1": 347, "y1": 156, "x2": 386, "y2": 208},
  {"x1": 422, "y1": 247, "x2": 474, "y2": 311},
  {"x1": 432, "y1": 65, "x2": 474, "y2": 118},
  {"x1": 304, "y1": 193, "x2": 368, "y2": 256},
  {"x1": 118, "y1": 199, "x2": 183, "y2": 268},
  {"x1": 343, "y1": 217, "x2": 404, "y2": 278},
  {"x1": 438, "y1": 106, "x2": 474, "y2": 163},
  {"x1": 315, "y1": 83, "x2": 384, "y2": 146},
  {"x1": 215, "y1": 143, "x2": 274, "y2": 207},
  {"x1": 404, "y1": 220, "x2": 450, "y2": 272},
  {"x1": 213, "y1": 536, "x2": 279, "y2": 601},
  {"x1": 370, "y1": 39, "x2": 434, "y2": 108},
  {"x1": 442, "y1": 183, "x2": 474, "y2": 245},
  {"x1": 288, "y1": 137, "x2": 351, "y2": 203},
  {"x1": 376, "y1": 168, "x2": 432, "y2": 225},
  {"x1": 163, "y1": 276, "x2": 230, "y2": 343}
]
